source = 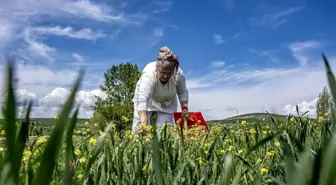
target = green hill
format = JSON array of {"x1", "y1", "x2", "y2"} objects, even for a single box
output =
[{"x1": 207, "y1": 112, "x2": 316, "y2": 125}]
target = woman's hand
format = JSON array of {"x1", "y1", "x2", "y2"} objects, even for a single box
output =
[{"x1": 181, "y1": 102, "x2": 194, "y2": 123}]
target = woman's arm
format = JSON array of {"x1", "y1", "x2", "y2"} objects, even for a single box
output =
[
  {"x1": 136, "y1": 71, "x2": 156, "y2": 124},
  {"x1": 176, "y1": 68, "x2": 189, "y2": 109}
]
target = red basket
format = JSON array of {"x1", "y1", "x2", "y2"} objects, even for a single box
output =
[{"x1": 173, "y1": 112, "x2": 208, "y2": 130}]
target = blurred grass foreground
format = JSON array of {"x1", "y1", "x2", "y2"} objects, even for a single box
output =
[{"x1": 1, "y1": 54, "x2": 336, "y2": 185}]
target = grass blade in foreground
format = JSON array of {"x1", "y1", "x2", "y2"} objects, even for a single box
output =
[
  {"x1": 318, "y1": 54, "x2": 336, "y2": 185},
  {"x1": 13, "y1": 101, "x2": 32, "y2": 183},
  {"x1": 322, "y1": 53, "x2": 336, "y2": 132},
  {"x1": 84, "y1": 122, "x2": 113, "y2": 176},
  {"x1": 64, "y1": 106, "x2": 79, "y2": 185},
  {"x1": 0, "y1": 60, "x2": 18, "y2": 185},
  {"x1": 150, "y1": 112, "x2": 164, "y2": 185},
  {"x1": 32, "y1": 68, "x2": 85, "y2": 185},
  {"x1": 218, "y1": 153, "x2": 234, "y2": 185}
]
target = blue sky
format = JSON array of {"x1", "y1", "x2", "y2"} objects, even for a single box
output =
[{"x1": 0, "y1": 0, "x2": 336, "y2": 120}]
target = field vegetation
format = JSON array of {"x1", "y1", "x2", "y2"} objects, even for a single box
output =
[{"x1": 0, "y1": 54, "x2": 336, "y2": 184}]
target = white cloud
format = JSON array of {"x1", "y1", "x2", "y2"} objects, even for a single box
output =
[
  {"x1": 23, "y1": 31, "x2": 56, "y2": 62},
  {"x1": 186, "y1": 79, "x2": 212, "y2": 89},
  {"x1": 283, "y1": 98, "x2": 318, "y2": 117},
  {"x1": 0, "y1": 0, "x2": 147, "y2": 25},
  {"x1": 250, "y1": 49, "x2": 279, "y2": 63},
  {"x1": 15, "y1": 89, "x2": 39, "y2": 103},
  {"x1": 0, "y1": 19, "x2": 17, "y2": 50},
  {"x1": 153, "y1": 28, "x2": 164, "y2": 37},
  {"x1": 152, "y1": 1, "x2": 173, "y2": 14},
  {"x1": 61, "y1": 0, "x2": 123, "y2": 22},
  {"x1": 211, "y1": 61, "x2": 226, "y2": 68},
  {"x1": 213, "y1": 34, "x2": 225, "y2": 44},
  {"x1": 0, "y1": 62, "x2": 92, "y2": 97},
  {"x1": 249, "y1": 6, "x2": 302, "y2": 28},
  {"x1": 30, "y1": 26, "x2": 106, "y2": 40},
  {"x1": 189, "y1": 67, "x2": 300, "y2": 87},
  {"x1": 0, "y1": 0, "x2": 150, "y2": 54},
  {"x1": 72, "y1": 53, "x2": 85, "y2": 63},
  {"x1": 289, "y1": 41, "x2": 322, "y2": 66},
  {"x1": 187, "y1": 64, "x2": 328, "y2": 120},
  {"x1": 184, "y1": 42, "x2": 336, "y2": 120},
  {"x1": 233, "y1": 31, "x2": 243, "y2": 40},
  {"x1": 140, "y1": 28, "x2": 165, "y2": 49}
]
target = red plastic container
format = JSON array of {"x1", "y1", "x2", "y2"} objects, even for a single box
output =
[{"x1": 173, "y1": 112, "x2": 208, "y2": 130}]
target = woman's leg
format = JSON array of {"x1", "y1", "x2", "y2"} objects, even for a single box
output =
[
  {"x1": 132, "y1": 109, "x2": 175, "y2": 134},
  {"x1": 155, "y1": 111, "x2": 174, "y2": 127}
]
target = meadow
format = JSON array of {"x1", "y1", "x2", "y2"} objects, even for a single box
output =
[{"x1": 1, "y1": 54, "x2": 336, "y2": 185}]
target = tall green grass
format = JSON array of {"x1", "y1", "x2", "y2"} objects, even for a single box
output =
[{"x1": 0, "y1": 54, "x2": 335, "y2": 184}]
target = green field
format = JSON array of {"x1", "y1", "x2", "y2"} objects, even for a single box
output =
[
  {"x1": 0, "y1": 55, "x2": 336, "y2": 185},
  {"x1": 0, "y1": 118, "x2": 89, "y2": 125},
  {"x1": 0, "y1": 112, "x2": 301, "y2": 126}
]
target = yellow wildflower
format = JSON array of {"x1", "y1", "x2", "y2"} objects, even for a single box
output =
[
  {"x1": 142, "y1": 163, "x2": 148, "y2": 171},
  {"x1": 274, "y1": 141, "x2": 281, "y2": 147},
  {"x1": 224, "y1": 139, "x2": 231, "y2": 145},
  {"x1": 1, "y1": 130, "x2": 5, "y2": 135},
  {"x1": 318, "y1": 116, "x2": 325, "y2": 124},
  {"x1": 74, "y1": 149, "x2": 81, "y2": 156},
  {"x1": 290, "y1": 117, "x2": 295, "y2": 123},
  {"x1": 22, "y1": 150, "x2": 32, "y2": 163},
  {"x1": 249, "y1": 128, "x2": 256, "y2": 134},
  {"x1": 77, "y1": 174, "x2": 83, "y2": 179},
  {"x1": 260, "y1": 167, "x2": 269, "y2": 174},
  {"x1": 241, "y1": 120, "x2": 247, "y2": 126},
  {"x1": 266, "y1": 151, "x2": 275, "y2": 157},
  {"x1": 79, "y1": 157, "x2": 87, "y2": 163},
  {"x1": 37, "y1": 136, "x2": 47, "y2": 144},
  {"x1": 256, "y1": 158, "x2": 262, "y2": 164},
  {"x1": 54, "y1": 113, "x2": 60, "y2": 119},
  {"x1": 228, "y1": 146, "x2": 234, "y2": 152},
  {"x1": 84, "y1": 121, "x2": 89, "y2": 125},
  {"x1": 196, "y1": 157, "x2": 203, "y2": 165},
  {"x1": 0, "y1": 147, "x2": 4, "y2": 152},
  {"x1": 89, "y1": 138, "x2": 97, "y2": 145}
]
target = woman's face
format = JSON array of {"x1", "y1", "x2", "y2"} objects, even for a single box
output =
[{"x1": 158, "y1": 69, "x2": 173, "y2": 83}]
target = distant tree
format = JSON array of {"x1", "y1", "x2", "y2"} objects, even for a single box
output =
[
  {"x1": 316, "y1": 86, "x2": 330, "y2": 118},
  {"x1": 315, "y1": 86, "x2": 336, "y2": 121},
  {"x1": 329, "y1": 95, "x2": 336, "y2": 121},
  {"x1": 92, "y1": 62, "x2": 141, "y2": 136}
]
